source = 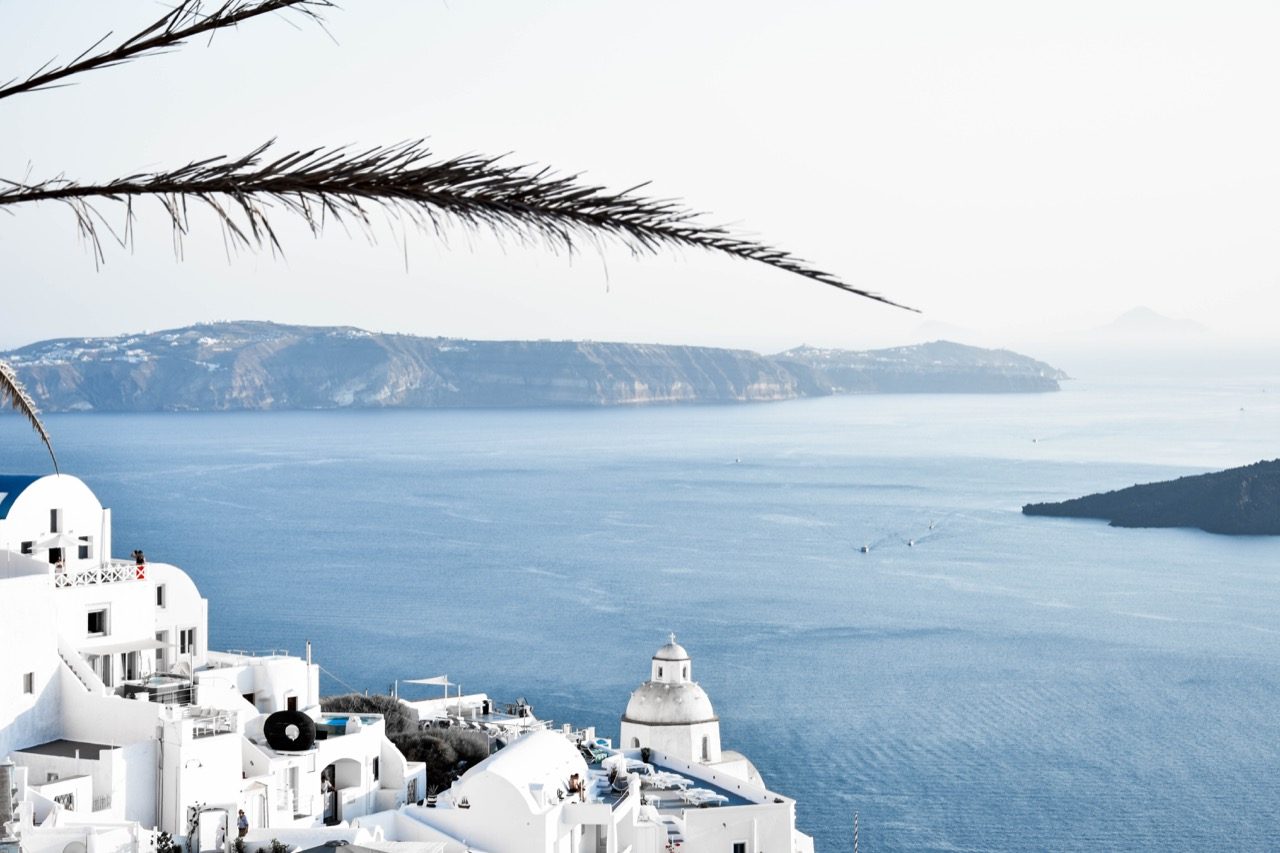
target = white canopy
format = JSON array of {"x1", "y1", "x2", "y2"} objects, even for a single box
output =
[
  {"x1": 82, "y1": 638, "x2": 167, "y2": 656},
  {"x1": 34, "y1": 532, "x2": 81, "y2": 551},
  {"x1": 403, "y1": 676, "x2": 453, "y2": 686}
]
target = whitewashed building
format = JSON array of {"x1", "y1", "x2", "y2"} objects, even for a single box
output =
[
  {"x1": 0, "y1": 474, "x2": 426, "y2": 853},
  {"x1": 1, "y1": 473, "x2": 813, "y2": 853}
]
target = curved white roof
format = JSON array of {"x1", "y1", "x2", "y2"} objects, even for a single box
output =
[
  {"x1": 652, "y1": 637, "x2": 690, "y2": 662},
  {"x1": 452, "y1": 729, "x2": 588, "y2": 812},
  {"x1": 623, "y1": 680, "x2": 717, "y2": 726},
  {"x1": 0, "y1": 474, "x2": 97, "y2": 519}
]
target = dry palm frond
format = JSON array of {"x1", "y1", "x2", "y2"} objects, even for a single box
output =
[
  {"x1": 0, "y1": 361, "x2": 58, "y2": 473},
  {"x1": 0, "y1": 141, "x2": 913, "y2": 310},
  {"x1": 0, "y1": 0, "x2": 331, "y2": 102}
]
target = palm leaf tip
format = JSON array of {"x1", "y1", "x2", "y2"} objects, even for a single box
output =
[
  {"x1": 0, "y1": 140, "x2": 917, "y2": 312},
  {"x1": 0, "y1": 361, "x2": 59, "y2": 474},
  {"x1": 0, "y1": 0, "x2": 334, "y2": 103}
]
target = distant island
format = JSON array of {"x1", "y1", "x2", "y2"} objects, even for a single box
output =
[
  {"x1": 1023, "y1": 459, "x2": 1280, "y2": 535},
  {"x1": 2, "y1": 322, "x2": 1067, "y2": 412}
]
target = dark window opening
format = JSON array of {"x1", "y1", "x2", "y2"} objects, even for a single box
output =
[
  {"x1": 87, "y1": 609, "x2": 107, "y2": 635},
  {"x1": 23, "y1": 672, "x2": 34, "y2": 694}
]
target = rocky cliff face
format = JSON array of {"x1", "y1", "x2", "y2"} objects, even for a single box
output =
[
  {"x1": 1023, "y1": 459, "x2": 1280, "y2": 535},
  {"x1": 778, "y1": 341, "x2": 1067, "y2": 393},
  {"x1": 3, "y1": 323, "x2": 1062, "y2": 412}
]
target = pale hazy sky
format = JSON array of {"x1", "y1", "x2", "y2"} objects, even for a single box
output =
[{"x1": 3, "y1": 1, "x2": 1280, "y2": 354}]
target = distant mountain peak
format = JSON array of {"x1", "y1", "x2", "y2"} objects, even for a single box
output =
[{"x1": 1094, "y1": 307, "x2": 1209, "y2": 339}]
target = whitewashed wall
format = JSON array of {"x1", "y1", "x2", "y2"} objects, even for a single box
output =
[{"x1": 0, "y1": 572, "x2": 62, "y2": 759}]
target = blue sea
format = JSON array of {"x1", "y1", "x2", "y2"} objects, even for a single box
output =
[{"x1": 3, "y1": 377, "x2": 1279, "y2": 852}]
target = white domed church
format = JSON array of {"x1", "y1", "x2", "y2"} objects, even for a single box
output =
[{"x1": 621, "y1": 635, "x2": 722, "y2": 764}]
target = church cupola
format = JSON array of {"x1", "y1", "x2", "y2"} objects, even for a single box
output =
[{"x1": 651, "y1": 633, "x2": 691, "y2": 684}]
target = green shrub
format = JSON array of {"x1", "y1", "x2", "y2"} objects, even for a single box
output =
[
  {"x1": 390, "y1": 727, "x2": 491, "y2": 791},
  {"x1": 320, "y1": 693, "x2": 492, "y2": 792}
]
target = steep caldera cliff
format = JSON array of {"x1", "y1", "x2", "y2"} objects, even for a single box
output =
[
  {"x1": 1023, "y1": 459, "x2": 1280, "y2": 535},
  {"x1": 780, "y1": 341, "x2": 1067, "y2": 393},
  {"x1": 4, "y1": 323, "x2": 1065, "y2": 412}
]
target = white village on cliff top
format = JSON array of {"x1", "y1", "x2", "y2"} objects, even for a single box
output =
[{"x1": 0, "y1": 473, "x2": 813, "y2": 853}]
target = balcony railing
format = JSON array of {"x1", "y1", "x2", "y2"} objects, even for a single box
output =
[{"x1": 53, "y1": 560, "x2": 146, "y2": 588}]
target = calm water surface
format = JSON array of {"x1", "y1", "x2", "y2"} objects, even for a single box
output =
[{"x1": 3, "y1": 377, "x2": 1279, "y2": 852}]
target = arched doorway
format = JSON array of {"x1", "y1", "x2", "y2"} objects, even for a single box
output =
[{"x1": 321, "y1": 758, "x2": 362, "y2": 825}]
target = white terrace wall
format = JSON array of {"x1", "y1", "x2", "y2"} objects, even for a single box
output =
[
  {"x1": 57, "y1": 579, "x2": 159, "y2": 683},
  {"x1": 147, "y1": 562, "x2": 209, "y2": 672},
  {"x1": 156, "y1": 723, "x2": 243, "y2": 836},
  {"x1": 59, "y1": 682, "x2": 162, "y2": 747},
  {"x1": 198, "y1": 656, "x2": 313, "y2": 717},
  {"x1": 120, "y1": 740, "x2": 158, "y2": 827},
  {"x1": 0, "y1": 571, "x2": 62, "y2": 759}
]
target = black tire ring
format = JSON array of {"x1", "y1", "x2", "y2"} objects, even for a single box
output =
[{"x1": 264, "y1": 710, "x2": 316, "y2": 751}]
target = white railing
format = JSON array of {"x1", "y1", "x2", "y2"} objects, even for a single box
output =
[
  {"x1": 205, "y1": 649, "x2": 293, "y2": 668},
  {"x1": 53, "y1": 560, "x2": 145, "y2": 588}
]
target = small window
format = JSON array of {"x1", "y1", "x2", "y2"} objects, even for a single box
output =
[
  {"x1": 683, "y1": 666, "x2": 688, "y2": 679},
  {"x1": 372, "y1": 758, "x2": 380, "y2": 782},
  {"x1": 87, "y1": 608, "x2": 108, "y2": 636},
  {"x1": 156, "y1": 584, "x2": 167, "y2": 608},
  {"x1": 179, "y1": 627, "x2": 197, "y2": 655},
  {"x1": 631, "y1": 738, "x2": 640, "y2": 748},
  {"x1": 732, "y1": 843, "x2": 747, "y2": 853},
  {"x1": 657, "y1": 666, "x2": 663, "y2": 678},
  {"x1": 20, "y1": 541, "x2": 33, "y2": 555},
  {"x1": 23, "y1": 672, "x2": 34, "y2": 694},
  {"x1": 50, "y1": 508, "x2": 63, "y2": 533},
  {"x1": 701, "y1": 735, "x2": 710, "y2": 761},
  {"x1": 48, "y1": 547, "x2": 63, "y2": 565},
  {"x1": 78, "y1": 536, "x2": 93, "y2": 560}
]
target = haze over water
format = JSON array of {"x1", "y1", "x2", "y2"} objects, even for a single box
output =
[{"x1": 3, "y1": 376, "x2": 1278, "y2": 851}]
